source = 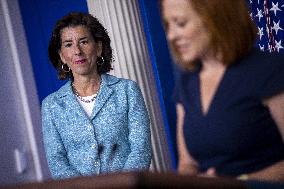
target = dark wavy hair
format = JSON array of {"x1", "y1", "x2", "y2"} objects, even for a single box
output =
[{"x1": 48, "y1": 12, "x2": 113, "y2": 80}]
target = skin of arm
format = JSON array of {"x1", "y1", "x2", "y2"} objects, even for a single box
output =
[{"x1": 176, "y1": 103, "x2": 199, "y2": 175}]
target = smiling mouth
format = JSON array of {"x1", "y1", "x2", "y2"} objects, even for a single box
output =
[
  {"x1": 177, "y1": 47, "x2": 188, "y2": 54},
  {"x1": 179, "y1": 43, "x2": 191, "y2": 51},
  {"x1": 75, "y1": 59, "x2": 86, "y2": 64}
]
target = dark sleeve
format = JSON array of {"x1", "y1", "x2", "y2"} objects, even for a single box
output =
[
  {"x1": 172, "y1": 70, "x2": 184, "y2": 103},
  {"x1": 255, "y1": 53, "x2": 284, "y2": 99}
]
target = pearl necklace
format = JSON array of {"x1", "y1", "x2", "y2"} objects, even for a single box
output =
[{"x1": 72, "y1": 82, "x2": 100, "y2": 103}]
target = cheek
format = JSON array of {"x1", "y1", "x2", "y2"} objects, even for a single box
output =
[
  {"x1": 191, "y1": 27, "x2": 209, "y2": 47},
  {"x1": 198, "y1": 33, "x2": 210, "y2": 49},
  {"x1": 87, "y1": 52, "x2": 97, "y2": 64},
  {"x1": 60, "y1": 50, "x2": 72, "y2": 62},
  {"x1": 88, "y1": 48, "x2": 99, "y2": 60}
]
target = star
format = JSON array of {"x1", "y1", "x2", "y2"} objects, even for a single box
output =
[
  {"x1": 256, "y1": 8, "x2": 263, "y2": 22},
  {"x1": 259, "y1": 44, "x2": 265, "y2": 51},
  {"x1": 275, "y1": 40, "x2": 284, "y2": 52},
  {"x1": 270, "y1": 2, "x2": 281, "y2": 16},
  {"x1": 258, "y1": 27, "x2": 264, "y2": 40},
  {"x1": 272, "y1": 20, "x2": 283, "y2": 35}
]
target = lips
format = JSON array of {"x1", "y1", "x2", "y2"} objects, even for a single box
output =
[
  {"x1": 75, "y1": 59, "x2": 86, "y2": 64},
  {"x1": 174, "y1": 41, "x2": 188, "y2": 52},
  {"x1": 177, "y1": 45, "x2": 189, "y2": 54}
]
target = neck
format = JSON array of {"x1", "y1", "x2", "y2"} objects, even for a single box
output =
[
  {"x1": 201, "y1": 60, "x2": 225, "y2": 72},
  {"x1": 200, "y1": 53, "x2": 225, "y2": 73},
  {"x1": 199, "y1": 49, "x2": 225, "y2": 71},
  {"x1": 72, "y1": 75, "x2": 101, "y2": 96}
]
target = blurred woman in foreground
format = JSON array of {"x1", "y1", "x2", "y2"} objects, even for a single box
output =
[{"x1": 160, "y1": 0, "x2": 284, "y2": 181}]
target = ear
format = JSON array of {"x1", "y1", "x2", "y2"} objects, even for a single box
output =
[{"x1": 96, "y1": 41, "x2": 103, "y2": 57}]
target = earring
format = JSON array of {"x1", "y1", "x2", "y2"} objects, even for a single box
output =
[
  {"x1": 97, "y1": 56, "x2": 105, "y2": 66},
  {"x1": 61, "y1": 64, "x2": 70, "y2": 72}
]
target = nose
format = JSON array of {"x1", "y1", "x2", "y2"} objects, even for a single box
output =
[
  {"x1": 167, "y1": 26, "x2": 177, "y2": 42},
  {"x1": 73, "y1": 44, "x2": 82, "y2": 55}
]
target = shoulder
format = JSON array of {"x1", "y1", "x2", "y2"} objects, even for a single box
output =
[
  {"x1": 175, "y1": 67, "x2": 198, "y2": 90},
  {"x1": 238, "y1": 48, "x2": 284, "y2": 70},
  {"x1": 173, "y1": 68, "x2": 198, "y2": 103},
  {"x1": 231, "y1": 48, "x2": 284, "y2": 80},
  {"x1": 102, "y1": 74, "x2": 140, "y2": 90},
  {"x1": 235, "y1": 48, "x2": 284, "y2": 98},
  {"x1": 41, "y1": 81, "x2": 71, "y2": 107}
]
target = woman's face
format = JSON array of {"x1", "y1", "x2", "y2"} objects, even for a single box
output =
[
  {"x1": 59, "y1": 25, "x2": 102, "y2": 79},
  {"x1": 162, "y1": 0, "x2": 211, "y2": 64}
]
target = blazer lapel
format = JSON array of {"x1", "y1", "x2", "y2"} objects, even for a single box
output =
[
  {"x1": 91, "y1": 79, "x2": 113, "y2": 120},
  {"x1": 58, "y1": 81, "x2": 92, "y2": 127}
]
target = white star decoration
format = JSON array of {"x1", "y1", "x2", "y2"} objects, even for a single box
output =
[
  {"x1": 258, "y1": 27, "x2": 264, "y2": 40},
  {"x1": 259, "y1": 44, "x2": 265, "y2": 51},
  {"x1": 272, "y1": 20, "x2": 283, "y2": 35},
  {"x1": 270, "y1": 2, "x2": 281, "y2": 16},
  {"x1": 256, "y1": 8, "x2": 263, "y2": 22},
  {"x1": 275, "y1": 40, "x2": 284, "y2": 52}
]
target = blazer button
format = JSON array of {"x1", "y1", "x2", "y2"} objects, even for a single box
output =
[
  {"x1": 112, "y1": 144, "x2": 118, "y2": 152},
  {"x1": 91, "y1": 144, "x2": 96, "y2": 149},
  {"x1": 94, "y1": 161, "x2": 99, "y2": 166},
  {"x1": 98, "y1": 145, "x2": 104, "y2": 154}
]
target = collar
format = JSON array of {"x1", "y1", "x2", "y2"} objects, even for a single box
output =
[{"x1": 56, "y1": 73, "x2": 120, "y2": 99}]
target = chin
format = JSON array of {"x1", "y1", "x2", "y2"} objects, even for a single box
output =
[
  {"x1": 177, "y1": 57, "x2": 196, "y2": 70},
  {"x1": 181, "y1": 56, "x2": 194, "y2": 64}
]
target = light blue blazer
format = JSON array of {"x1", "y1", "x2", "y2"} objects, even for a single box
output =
[{"x1": 41, "y1": 74, "x2": 151, "y2": 179}]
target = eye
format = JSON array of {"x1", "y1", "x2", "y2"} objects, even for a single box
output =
[
  {"x1": 63, "y1": 43, "x2": 72, "y2": 48},
  {"x1": 176, "y1": 20, "x2": 187, "y2": 27},
  {"x1": 80, "y1": 40, "x2": 88, "y2": 45}
]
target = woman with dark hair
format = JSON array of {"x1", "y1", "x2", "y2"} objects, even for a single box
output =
[
  {"x1": 42, "y1": 12, "x2": 151, "y2": 179},
  {"x1": 160, "y1": 0, "x2": 284, "y2": 181}
]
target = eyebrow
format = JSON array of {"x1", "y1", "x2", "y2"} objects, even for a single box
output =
[{"x1": 61, "y1": 37, "x2": 88, "y2": 43}]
